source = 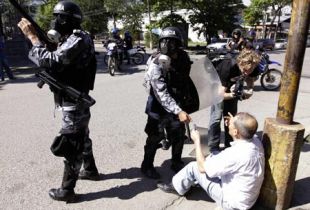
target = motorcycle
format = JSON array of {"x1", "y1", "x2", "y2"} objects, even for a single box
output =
[
  {"x1": 207, "y1": 49, "x2": 282, "y2": 91},
  {"x1": 105, "y1": 42, "x2": 123, "y2": 76},
  {"x1": 135, "y1": 45, "x2": 146, "y2": 54},
  {"x1": 104, "y1": 45, "x2": 145, "y2": 68},
  {"x1": 257, "y1": 52, "x2": 282, "y2": 90}
]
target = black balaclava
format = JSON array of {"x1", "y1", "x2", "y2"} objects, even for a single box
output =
[
  {"x1": 48, "y1": 15, "x2": 80, "y2": 43},
  {"x1": 159, "y1": 38, "x2": 179, "y2": 56}
]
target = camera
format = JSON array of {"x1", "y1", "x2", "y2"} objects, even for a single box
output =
[{"x1": 233, "y1": 76, "x2": 245, "y2": 101}]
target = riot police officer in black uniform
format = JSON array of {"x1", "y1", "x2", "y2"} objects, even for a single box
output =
[
  {"x1": 18, "y1": 1, "x2": 99, "y2": 202},
  {"x1": 141, "y1": 27, "x2": 192, "y2": 179},
  {"x1": 227, "y1": 28, "x2": 245, "y2": 52}
]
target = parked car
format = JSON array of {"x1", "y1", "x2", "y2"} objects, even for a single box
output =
[
  {"x1": 275, "y1": 39, "x2": 288, "y2": 49},
  {"x1": 206, "y1": 38, "x2": 232, "y2": 54},
  {"x1": 256, "y1": 39, "x2": 275, "y2": 50}
]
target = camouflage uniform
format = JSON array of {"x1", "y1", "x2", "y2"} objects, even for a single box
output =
[
  {"x1": 142, "y1": 49, "x2": 192, "y2": 176},
  {"x1": 30, "y1": 29, "x2": 98, "y2": 192}
]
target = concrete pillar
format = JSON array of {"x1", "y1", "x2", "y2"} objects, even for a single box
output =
[{"x1": 258, "y1": 118, "x2": 304, "y2": 210}]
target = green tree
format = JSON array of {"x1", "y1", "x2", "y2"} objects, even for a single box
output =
[
  {"x1": 36, "y1": 0, "x2": 57, "y2": 31},
  {"x1": 145, "y1": 0, "x2": 185, "y2": 15},
  {"x1": 243, "y1": 0, "x2": 291, "y2": 38},
  {"x1": 36, "y1": 0, "x2": 108, "y2": 34},
  {"x1": 121, "y1": 1, "x2": 145, "y2": 38},
  {"x1": 104, "y1": 0, "x2": 126, "y2": 28},
  {"x1": 76, "y1": 0, "x2": 108, "y2": 34},
  {"x1": 157, "y1": 13, "x2": 186, "y2": 28},
  {"x1": 183, "y1": 0, "x2": 244, "y2": 42}
]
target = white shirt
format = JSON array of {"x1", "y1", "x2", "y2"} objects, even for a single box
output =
[{"x1": 205, "y1": 137, "x2": 265, "y2": 210}]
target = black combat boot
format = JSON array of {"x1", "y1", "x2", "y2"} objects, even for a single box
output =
[
  {"x1": 79, "y1": 138, "x2": 100, "y2": 181},
  {"x1": 141, "y1": 141, "x2": 160, "y2": 179},
  {"x1": 49, "y1": 161, "x2": 77, "y2": 202},
  {"x1": 49, "y1": 188, "x2": 75, "y2": 202}
]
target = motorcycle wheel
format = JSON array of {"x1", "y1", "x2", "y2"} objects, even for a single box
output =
[
  {"x1": 104, "y1": 54, "x2": 109, "y2": 66},
  {"x1": 260, "y1": 68, "x2": 282, "y2": 90},
  {"x1": 108, "y1": 56, "x2": 116, "y2": 76},
  {"x1": 131, "y1": 53, "x2": 144, "y2": 65}
]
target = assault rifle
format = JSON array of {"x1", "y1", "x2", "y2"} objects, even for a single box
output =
[
  {"x1": 9, "y1": 0, "x2": 96, "y2": 107},
  {"x1": 36, "y1": 71, "x2": 96, "y2": 107}
]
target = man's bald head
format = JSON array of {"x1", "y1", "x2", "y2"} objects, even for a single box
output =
[{"x1": 233, "y1": 112, "x2": 258, "y2": 139}]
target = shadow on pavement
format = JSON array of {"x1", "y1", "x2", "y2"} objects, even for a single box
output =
[
  {"x1": 75, "y1": 156, "x2": 195, "y2": 203},
  {"x1": 301, "y1": 142, "x2": 310, "y2": 152},
  {"x1": 75, "y1": 167, "x2": 158, "y2": 202},
  {"x1": 290, "y1": 176, "x2": 310, "y2": 207},
  {"x1": 185, "y1": 186, "x2": 214, "y2": 202}
]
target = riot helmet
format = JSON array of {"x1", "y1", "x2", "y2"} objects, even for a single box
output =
[
  {"x1": 124, "y1": 31, "x2": 130, "y2": 38},
  {"x1": 47, "y1": 1, "x2": 83, "y2": 42},
  {"x1": 247, "y1": 30, "x2": 256, "y2": 41},
  {"x1": 53, "y1": 1, "x2": 83, "y2": 23},
  {"x1": 159, "y1": 27, "x2": 184, "y2": 56},
  {"x1": 232, "y1": 29, "x2": 242, "y2": 38},
  {"x1": 111, "y1": 28, "x2": 120, "y2": 39}
]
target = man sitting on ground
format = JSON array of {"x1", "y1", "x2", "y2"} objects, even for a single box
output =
[{"x1": 158, "y1": 112, "x2": 265, "y2": 210}]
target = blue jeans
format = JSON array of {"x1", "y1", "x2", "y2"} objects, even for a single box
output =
[
  {"x1": 0, "y1": 56, "x2": 14, "y2": 80},
  {"x1": 207, "y1": 98, "x2": 238, "y2": 150}
]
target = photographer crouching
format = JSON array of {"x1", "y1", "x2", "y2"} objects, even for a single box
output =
[{"x1": 207, "y1": 49, "x2": 261, "y2": 152}]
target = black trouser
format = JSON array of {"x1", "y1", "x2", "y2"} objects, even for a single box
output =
[
  {"x1": 142, "y1": 115, "x2": 186, "y2": 169},
  {"x1": 124, "y1": 47, "x2": 131, "y2": 63},
  {"x1": 53, "y1": 107, "x2": 98, "y2": 190}
]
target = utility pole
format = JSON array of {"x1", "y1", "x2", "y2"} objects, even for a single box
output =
[
  {"x1": 147, "y1": 0, "x2": 153, "y2": 49},
  {"x1": 258, "y1": 0, "x2": 310, "y2": 209}
]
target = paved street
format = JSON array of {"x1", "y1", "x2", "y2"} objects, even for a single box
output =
[{"x1": 0, "y1": 45, "x2": 310, "y2": 210}]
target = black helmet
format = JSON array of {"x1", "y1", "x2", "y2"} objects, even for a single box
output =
[
  {"x1": 159, "y1": 27, "x2": 184, "y2": 45},
  {"x1": 159, "y1": 27, "x2": 184, "y2": 55},
  {"x1": 232, "y1": 28, "x2": 242, "y2": 37},
  {"x1": 247, "y1": 30, "x2": 256, "y2": 40},
  {"x1": 53, "y1": 1, "x2": 83, "y2": 23}
]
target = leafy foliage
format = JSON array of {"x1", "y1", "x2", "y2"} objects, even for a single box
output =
[
  {"x1": 120, "y1": 1, "x2": 145, "y2": 36},
  {"x1": 145, "y1": 0, "x2": 186, "y2": 15},
  {"x1": 76, "y1": 0, "x2": 108, "y2": 34},
  {"x1": 36, "y1": 0, "x2": 108, "y2": 33},
  {"x1": 36, "y1": 0, "x2": 57, "y2": 31},
  {"x1": 157, "y1": 13, "x2": 186, "y2": 28},
  {"x1": 243, "y1": 0, "x2": 291, "y2": 26},
  {"x1": 183, "y1": 0, "x2": 244, "y2": 41}
]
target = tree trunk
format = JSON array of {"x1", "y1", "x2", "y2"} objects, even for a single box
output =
[
  {"x1": 113, "y1": 14, "x2": 116, "y2": 28},
  {"x1": 0, "y1": 12, "x2": 3, "y2": 35}
]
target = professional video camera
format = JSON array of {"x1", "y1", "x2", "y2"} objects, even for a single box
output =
[{"x1": 233, "y1": 75, "x2": 245, "y2": 101}]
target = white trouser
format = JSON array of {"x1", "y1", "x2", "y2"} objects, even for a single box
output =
[{"x1": 172, "y1": 161, "x2": 225, "y2": 208}]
